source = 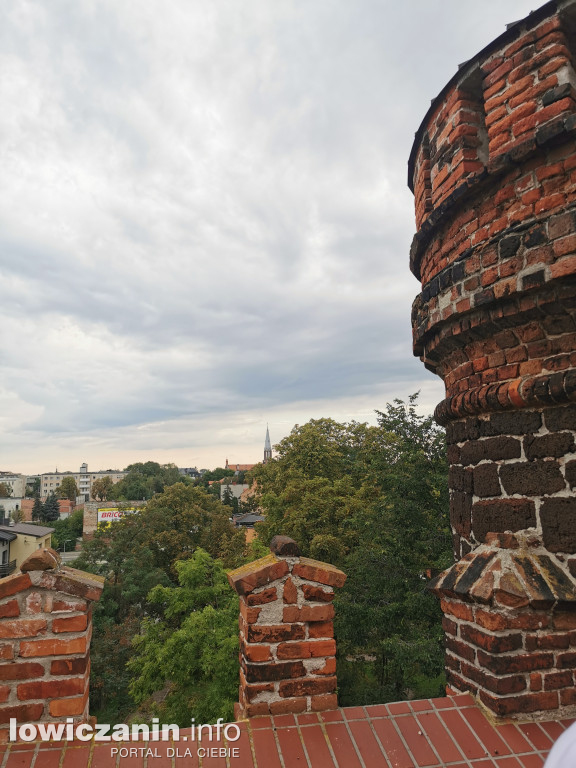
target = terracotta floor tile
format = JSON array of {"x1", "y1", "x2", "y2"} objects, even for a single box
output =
[
  {"x1": 437, "y1": 708, "x2": 486, "y2": 760},
  {"x1": 493, "y1": 756, "x2": 523, "y2": 768},
  {"x1": 63, "y1": 745, "x2": 92, "y2": 768},
  {"x1": 494, "y1": 725, "x2": 534, "y2": 755},
  {"x1": 348, "y1": 721, "x2": 387, "y2": 767},
  {"x1": 276, "y1": 727, "x2": 307, "y2": 767},
  {"x1": 91, "y1": 745, "x2": 118, "y2": 768},
  {"x1": 394, "y1": 714, "x2": 439, "y2": 767},
  {"x1": 371, "y1": 717, "x2": 415, "y2": 768},
  {"x1": 460, "y1": 706, "x2": 511, "y2": 757},
  {"x1": 228, "y1": 726, "x2": 254, "y2": 768},
  {"x1": 517, "y1": 723, "x2": 553, "y2": 752},
  {"x1": 5, "y1": 748, "x2": 35, "y2": 768},
  {"x1": 116, "y1": 746, "x2": 145, "y2": 768},
  {"x1": 200, "y1": 747, "x2": 229, "y2": 768},
  {"x1": 30, "y1": 750, "x2": 61, "y2": 768},
  {"x1": 297, "y1": 714, "x2": 319, "y2": 726},
  {"x1": 387, "y1": 702, "x2": 411, "y2": 715},
  {"x1": 324, "y1": 723, "x2": 363, "y2": 768},
  {"x1": 450, "y1": 693, "x2": 475, "y2": 708},
  {"x1": 319, "y1": 710, "x2": 343, "y2": 723},
  {"x1": 251, "y1": 728, "x2": 282, "y2": 768},
  {"x1": 408, "y1": 700, "x2": 433, "y2": 713},
  {"x1": 300, "y1": 723, "x2": 335, "y2": 767},
  {"x1": 343, "y1": 707, "x2": 366, "y2": 720},
  {"x1": 416, "y1": 711, "x2": 463, "y2": 765},
  {"x1": 518, "y1": 756, "x2": 545, "y2": 768},
  {"x1": 468, "y1": 761, "x2": 497, "y2": 768},
  {"x1": 431, "y1": 698, "x2": 455, "y2": 710},
  {"x1": 539, "y1": 721, "x2": 564, "y2": 742},
  {"x1": 249, "y1": 717, "x2": 273, "y2": 730},
  {"x1": 272, "y1": 715, "x2": 296, "y2": 729},
  {"x1": 364, "y1": 704, "x2": 388, "y2": 718}
]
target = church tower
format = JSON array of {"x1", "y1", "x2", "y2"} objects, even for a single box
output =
[{"x1": 263, "y1": 425, "x2": 272, "y2": 464}]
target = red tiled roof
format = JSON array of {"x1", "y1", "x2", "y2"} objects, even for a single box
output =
[{"x1": 5, "y1": 694, "x2": 573, "y2": 768}]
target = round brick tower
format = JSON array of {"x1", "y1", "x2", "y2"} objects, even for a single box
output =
[{"x1": 409, "y1": 1, "x2": 576, "y2": 718}]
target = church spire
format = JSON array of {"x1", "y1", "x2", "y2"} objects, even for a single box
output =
[{"x1": 264, "y1": 425, "x2": 272, "y2": 463}]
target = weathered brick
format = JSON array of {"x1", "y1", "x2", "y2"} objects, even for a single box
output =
[
  {"x1": 0, "y1": 619, "x2": 47, "y2": 639},
  {"x1": 246, "y1": 587, "x2": 277, "y2": 606},
  {"x1": 283, "y1": 605, "x2": 335, "y2": 623},
  {"x1": 460, "y1": 625, "x2": 522, "y2": 653},
  {"x1": 0, "y1": 662, "x2": 45, "y2": 681},
  {"x1": 17, "y1": 677, "x2": 85, "y2": 701},
  {"x1": 279, "y1": 676, "x2": 337, "y2": 698},
  {"x1": 541, "y1": 497, "x2": 576, "y2": 552},
  {"x1": 19, "y1": 637, "x2": 87, "y2": 657},
  {"x1": 500, "y1": 461, "x2": 565, "y2": 496},
  {"x1": 282, "y1": 578, "x2": 297, "y2": 604},
  {"x1": 477, "y1": 650, "x2": 553, "y2": 674},
  {"x1": 0, "y1": 703, "x2": 44, "y2": 725},
  {"x1": 52, "y1": 615, "x2": 88, "y2": 634},
  {"x1": 243, "y1": 661, "x2": 305, "y2": 683},
  {"x1": 247, "y1": 624, "x2": 305, "y2": 644},
  {"x1": 301, "y1": 584, "x2": 334, "y2": 602},
  {"x1": 0, "y1": 600, "x2": 20, "y2": 619},
  {"x1": 51, "y1": 657, "x2": 89, "y2": 675},
  {"x1": 472, "y1": 498, "x2": 536, "y2": 544},
  {"x1": 308, "y1": 621, "x2": 333, "y2": 639}
]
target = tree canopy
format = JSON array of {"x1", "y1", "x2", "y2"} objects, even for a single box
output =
[
  {"x1": 0, "y1": 483, "x2": 12, "y2": 498},
  {"x1": 56, "y1": 476, "x2": 79, "y2": 501},
  {"x1": 250, "y1": 395, "x2": 451, "y2": 705},
  {"x1": 108, "y1": 462, "x2": 186, "y2": 501}
]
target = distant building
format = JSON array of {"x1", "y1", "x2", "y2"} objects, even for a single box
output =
[
  {"x1": 178, "y1": 467, "x2": 201, "y2": 479},
  {"x1": 0, "y1": 523, "x2": 54, "y2": 577},
  {"x1": 225, "y1": 426, "x2": 273, "y2": 474},
  {"x1": 0, "y1": 473, "x2": 27, "y2": 498},
  {"x1": 40, "y1": 464, "x2": 126, "y2": 503},
  {"x1": 220, "y1": 483, "x2": 250, "y2": 502}
]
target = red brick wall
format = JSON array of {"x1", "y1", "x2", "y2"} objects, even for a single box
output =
[
  {"x1": 409, "y1": 1, "x2": 576, "y2": 719},
  {"x1": 228, "y1": 543, "x2": 345, "y2": 717},
  {"x1": 0, "y1": 554, "x2": 103, "y2": 740}
]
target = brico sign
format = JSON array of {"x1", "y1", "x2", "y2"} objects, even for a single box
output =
[{"x1": 97, "y1": 508, "x2": 136, "y2": 523}]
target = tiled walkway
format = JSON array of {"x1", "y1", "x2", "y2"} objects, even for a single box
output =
[{"x1": 2, "y1": 695, "x2": 573, "y2": 768}]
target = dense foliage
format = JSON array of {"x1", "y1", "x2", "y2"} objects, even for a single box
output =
[
  {"x1": 50, "y1": 509, "x2": 84, "y2": 551},
  {"x1": 79, "y1": 397, "x2": 449, "y2": 725},
  {"x1": 108, "y1": 462, "x2": 187, "y2": 501},
  {"x1": 75, "y1": 483, "x2": 250, "y2": 722},
  {"x1": 250, "y1": 395, "x2": 451, "y2": 705}
]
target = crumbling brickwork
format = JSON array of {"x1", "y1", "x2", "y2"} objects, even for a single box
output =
[
  {"x1": 409, "y1": 0, "x2": 576, "y2": 719},
  {"x1": 227, "y1": 537, "x2": 345, "y2": 717},
  {"x1": 0, "y1": 550, "x2": 103, "y2": 740}
]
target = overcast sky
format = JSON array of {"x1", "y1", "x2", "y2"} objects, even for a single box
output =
[{"x1": 1, "y1": 0, "x2": 540, "y2": 474}]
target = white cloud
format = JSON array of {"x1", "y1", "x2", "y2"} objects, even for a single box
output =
[{"x1": 0, "y1": 0, "x2": 539, "y2": 472}]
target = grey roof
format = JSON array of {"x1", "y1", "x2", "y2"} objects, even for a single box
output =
[
  {"x1": 235, "y1": 513, "x2": 265, "y2": 525},
  {"x1": 264, "y1": 425, "x2": 271, "y2": 452},
  {"x1": 0, "y1": 523, "x2": 54, "y2": 537},
  {"x1": 0, "y1": 530, "x2": 17, "y2": 542}
]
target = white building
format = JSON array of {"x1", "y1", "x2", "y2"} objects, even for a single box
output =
[
  {"x1": 0, "y1": 473, "x2": 27, "y2": 498},
  {"x1": 40, "y1": 464, "x2": 126, "y2": 502}
]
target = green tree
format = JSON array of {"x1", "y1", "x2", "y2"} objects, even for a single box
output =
[
  {"x1": 26, "y1": 478, "x2": 40, "y2": 498},
  {"x1": 10, "y1": 508, "x2": 24, "y2": 524},
  {"x1": 251, "y1": 396, "x2": 451, "y2": 706},
  {"x1": 129, "y1": 549, "x2": 239, "y2": 725},
  {"x1": 56, "y1": 476, "x2": 79, "y2": 502},
  {"x1": 202, "y1": 467, "x2": 234, "y2": 482},
  {"x1": 41, "y1": 492, "x2": 60, "y2": 523},
  {"x1": 92, "y1": 476, "x2": 113, "y2": 501},
  {"x1": 51, "y1": 509, "x2": 83, "y2": 551},
  {"x1": 108, "y1": 462, "x2": 186, "y2": 501},
  {"x1": 32, "y1": 495, "x2": 44, "y2": 521},
  {"x1": 0, "y1": 482, "x2": 12, "y2": 498}
]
